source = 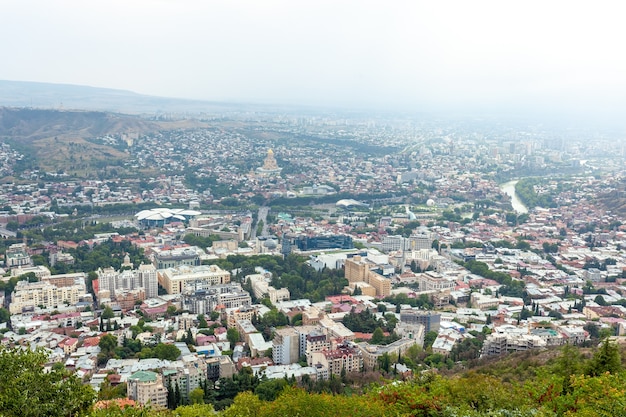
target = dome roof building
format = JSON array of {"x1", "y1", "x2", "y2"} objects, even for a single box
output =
[{"x1": 134, "y1": 208, "x2": 201, "y2": 228}]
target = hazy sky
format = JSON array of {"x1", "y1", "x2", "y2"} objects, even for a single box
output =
[{"x1": 2, "y1": 0, "x2": 625, "y2": 117}]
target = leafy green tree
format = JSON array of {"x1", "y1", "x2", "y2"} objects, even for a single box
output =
[
  {"x1": 188, "y1": 387, "x2": 205, "y2": 405},
  {"x1": 450, "y1": 337, "x2": 483, "y2": 362},
  {"x1": 553, "y1": 343, "x2": 584, "y2": 394},
  {"x1": 173, "y1": 403, "x2": 215, "y2": 416},
  {"x1": 99, "y1": 334, "x2": 118, "y2": 354},
  {"x1": 584, "y1": 322, "x2": 601, "y2": 340},
  {"x1": 586, "y1": 338, "x2": 621, "y2": 376},
  {"x1": 197, "y1": 314, "x2": 209, "y2": 328},
  {"x1": 594, "y1": 295, "x2": 607, "y2": 306},
  {"x1": 151, "y1": 343, "x2": 181, "y2": 361},
  {"x1": 89, "y1": 403, "x2": 171, "y2": 416},
  {"x1": 342, "y1": 308, "x2": 387, "y2": 333},
  {"x1": 227, "y1": 327, "x2": 240, "y2": 348},
  {"x1": 98, "y1": 380, "x2": 127, "y2": 400},
  {"x1": 377, "y1": 352, "x2": 391, "y2": 373},
  {"x1": 166, "y1": 305, "x2": 177, "y2": 317},
  {"x1": 101, "y1": 306, "x2": 115, "y2": 319},
  {"x1": 255, "y1": 378, "x2": 288, "y2": 401},
  {"x1": 0, "y1": 346, "x2": 95, "y2": 417},
  {"x1": 371, "y1": 327, "x2": 384, "y2": 344},
  {"x1": 423, "y1": 330, "x2": 438, "y2": 349},
  {"x1": 0, "y1": 307, "x2": 9, "y2": 324},
  {"x1": 220, "y1": 391, "x2": 263, "y2": 417},
  {"x1": 5, "y1": 220, "x2": 18, "y2": 231}
]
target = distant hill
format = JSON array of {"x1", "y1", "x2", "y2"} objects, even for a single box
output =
[
  {"x1": 0, "y1": 107, "x2": 157, "y2": 140},
  {"x1": 0, "y1": 80, "x2": 237, "y2": 114},
  {"x1": 0, "y1": 107, "x2": 205, "y2": 179},
  {"x1": 596, "y1": 187, "x2": 626, "y2": 217}
]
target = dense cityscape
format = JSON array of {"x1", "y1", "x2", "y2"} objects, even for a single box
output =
[
  {"x1": 1, "y1": 105, "x2": 626, "y2": 415},
  {"x1": 3, "y1": 0, "x2": 626, "y2": 413}
]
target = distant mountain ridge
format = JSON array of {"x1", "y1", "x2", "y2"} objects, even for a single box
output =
[{"x1": 0, "y1": 80, "x2": 235, "y2": 114}]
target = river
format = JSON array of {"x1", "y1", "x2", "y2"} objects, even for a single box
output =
[{"x1": 500, "y1": 180, "x2": 528, "y2": 214}]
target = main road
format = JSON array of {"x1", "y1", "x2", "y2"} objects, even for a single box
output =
[{"x1": 252, "y1": 206, "x2": 270, "y2": 239}]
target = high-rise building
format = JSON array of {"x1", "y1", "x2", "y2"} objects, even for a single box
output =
[
  {"x1": 96, "y1": 264, "x2": 158, "y2": 303},
  {"x1": 345, "y1": 255, "x2": 371, "y2": 283},
  {"x1": 152, "y1": 246, "x2": 201, "y2": 270},
  {"x1": 381, "y1": 235, "x2": 405, "y2": 252},
  {"x1": 10, "y1": 277, "x2": 91, "y2": 314},
  {"x1": 272, "y1": 327, "x2": 300, "y2": 365},
  {"x1": 304, "y1": 329, "x2": 331, "y2": 365},
  {"x1": 162, "y1": 356, "x2": 208, "y2": 403},
  {"x1": 344, "y1": 255, "x2": 391, "y2": 297},
  {"x1": 368, "y1": 273, "x2": 391, "y2": 298},
  {"x1": 406, "y1": 233, "x2": 433, "y2": 251},
  {"x1": 137, "y1": 264, "x2": 158, "y2": 299}
]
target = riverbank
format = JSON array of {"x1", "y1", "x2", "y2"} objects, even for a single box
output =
[{"x1": 500, "y1": 180, "x2": 528, "y2": 214}]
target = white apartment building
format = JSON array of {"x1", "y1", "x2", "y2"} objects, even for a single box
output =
[
  {"x1": 10, "y1": 265, "x2": 51, "y2": 279},
  {"x1": 418, "y1": 271, "x2": 456, "y2": 292},
  {"x1": 97, "y1": 264, "x2": 158, "y2": 301},
  {"x1": 181, "y1": 283, "x2": 251, "y2": 314},
  {"x1": 163, "y1": 355, "x2": 208, "y2": 401},
  {"x1": 10, "y1": 279, "x2": 89, "y2": 314},
  {"x1": 272, "y1": 327, "x2": 300, "y2": 365},
  {"x1": 5, "y1": 243, "x2": 32, "y2": 268}
]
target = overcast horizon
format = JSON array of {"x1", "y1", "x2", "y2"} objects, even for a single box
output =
[{"x1": 2, "y1": 1, "x2": 626, "y2": 123}]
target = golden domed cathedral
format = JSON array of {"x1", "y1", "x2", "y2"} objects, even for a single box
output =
[{"x1": 256, "y1": 148, "x2": 282, "y2": 176}]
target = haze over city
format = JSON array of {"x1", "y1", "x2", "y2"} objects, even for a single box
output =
[{"x1": 2, "y1": 0, "x2": 626, "y2": 122}]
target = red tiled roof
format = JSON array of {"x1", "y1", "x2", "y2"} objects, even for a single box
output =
[
  {"x1": 93, "y1": 399, "x2": 136, "y2": 410},
  {"x1": 82, "y1": 336, "x2": 101, "y2": 347}
]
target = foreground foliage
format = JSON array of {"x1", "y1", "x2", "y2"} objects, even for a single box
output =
[
  {"x1": 0, "y1": 346, "x2": 95, "y2": 417},
  {"x1": 81, "y1": 370, "x2": 626, "y2": 417},
  {"x1": 3, "y1": 343, "x2": 626, "y2": 417}
]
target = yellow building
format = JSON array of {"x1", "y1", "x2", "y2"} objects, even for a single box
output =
[
  {"x1": 127, "y1": 371, "x2": 168, "y2": 408},
  {"x1": 368, "y1": 273, "x2": 391, "y2": 298},
  {"x1": 344, "y1": 256, "x2": 391, "y2": 297},
  {"x1": 158, "y1": 264, "x2": 230, "y2": 295},
  {"x1": 348, "y1": 281, "x2": 377, "y2": 297},
  {"x1": 344, "y1": 256, "x2": 370, "y2": 283}
]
